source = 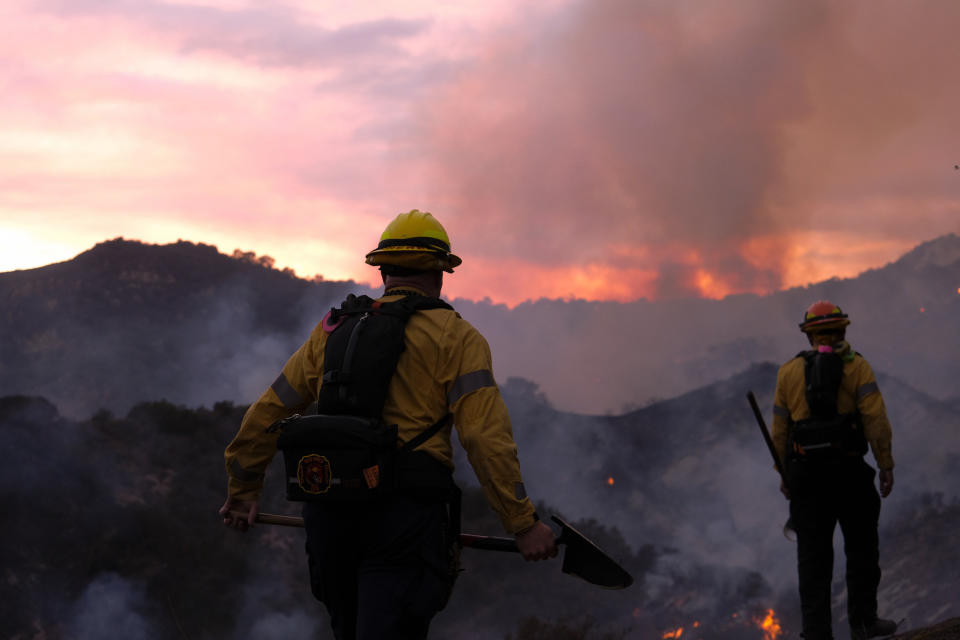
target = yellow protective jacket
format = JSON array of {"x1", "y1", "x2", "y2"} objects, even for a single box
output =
[
  {"x1": 771, "y1": 345, "x2": 894, "y2": 471},
  {"x1": 224, "y1": 289, "x2": 538, "y2": 534}
]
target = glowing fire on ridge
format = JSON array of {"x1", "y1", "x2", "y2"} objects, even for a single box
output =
[
  {"x1": 607, "y1": 476, "x2": 615, "y2": 486},
  {"x1": 662, "y1": 627, "x2": 684, "y2": 639}
]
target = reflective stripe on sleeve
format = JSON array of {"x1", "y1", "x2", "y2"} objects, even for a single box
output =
[
  {"x1": 271, "y1": 372, "x2": 304, "y2": 409},
  {"x1": 857, "y1": 381, "x2": 880, "y2": 400},
  {"x1": 448, "y1": 369, "x2": 497, "y2": 407},
  {"x1": 515, "y1": 482, "x2": 527, "y2": 500},
  {"x1": 230, "y1": 458, "x2": 264, "y2": 483},
  {"x1": 773, "y1": 405, "x2": 791, "y2": 418}
]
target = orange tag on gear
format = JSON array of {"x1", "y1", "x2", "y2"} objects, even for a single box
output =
[{"x1": 362, "y1": 465, "x2": 380, "y2": 489}]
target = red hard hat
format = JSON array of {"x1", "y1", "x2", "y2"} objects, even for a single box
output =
[{"x1": 799, "y1": 300, "x2": 850, "y2": 332}]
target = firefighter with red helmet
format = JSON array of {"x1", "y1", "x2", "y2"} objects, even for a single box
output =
[
  {"x1": 219, "y1": 210, "x2": 556, "y2": 640},
  {"x1": 771, "y1": 301, "x2": 897, "y2": 640}
]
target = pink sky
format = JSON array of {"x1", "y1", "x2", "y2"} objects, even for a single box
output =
[{"x1": 2, "y1": 0, "x2": 958, "y2": 305}]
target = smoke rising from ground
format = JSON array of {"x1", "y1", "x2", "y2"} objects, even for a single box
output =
[
  {"x1": 2, "y1": 237, "x2": 959, "y2": 636},
  {"x1": 3, "y1": 363, "x2": 958, "y2": 636},
  {"x1": 411, "y1": 0, "x2": 960, "y2": 302},
  {"x1": 69, "y1": 574, "x2": 153, "y2": 640},
  {"x1": 4, "y1": 233, "x2": 958, "y2": 425}
]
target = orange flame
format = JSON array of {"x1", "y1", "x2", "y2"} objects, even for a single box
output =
[
  {"x1": 607, "y1": 476, "x2": 615, "y2": 486},
  {"x1": 754, "y1": 608, "x2": 782, "y2": 640},
  {"x1": 662, "y1": 627, "x2": 683, "y2": 639}
]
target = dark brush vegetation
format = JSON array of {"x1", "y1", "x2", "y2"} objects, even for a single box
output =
[
  {"x1": 0, "y1": 394, "x2": 780, "y2": 639},
  {"x1": 2, "y1": 235, "x2": 959, "y2": 638},
  {"x1": 4, "y1": 387, "x2": 957, "y2": 639}
]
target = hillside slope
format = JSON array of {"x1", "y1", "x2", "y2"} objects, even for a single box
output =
[
  {"x1": 2, "y1": 234, "x2": 957, "y2": 417},
  {"x1": 3, "y1": 369, "x2": 957, "y2": 638},
  {"x1": 0, "y1": 238, "x2": 370, "y2": 417}
]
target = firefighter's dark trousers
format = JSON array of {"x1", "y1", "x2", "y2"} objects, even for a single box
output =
[
  {"x1": 302, "y1": 494, "x2": 455, "y2": 640},
  {"x1": 788, "y1": 458, "x2": 882, "y2": 640}
]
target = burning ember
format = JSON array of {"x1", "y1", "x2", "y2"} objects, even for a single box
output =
[
  {"x1": 753, "y1": 609, "x2": 782, "y2": 640},
  {"x1": 660, "y1": 622, "x2": 698, "y2": 639},
  {"x1": 658, "y1": 610, "x2": 781, "y2": 640},
  {"x1": 607, "y1": 476, "x2": 615, "y2": 486}
]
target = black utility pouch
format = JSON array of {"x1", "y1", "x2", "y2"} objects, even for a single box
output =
[{"x1": 273, "y1": 414, "x2": 399, "y2": 502}]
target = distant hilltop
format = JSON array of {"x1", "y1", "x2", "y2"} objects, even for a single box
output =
[
  {"x1": 65, "y1": 236, "x2": 332, "y2": 282},
  {"x1": 889, "y1": 232, "x2": 960, "y2": 271},
  {"x1": 1, "y1": 233, "x2": 958, "y2": 416}
]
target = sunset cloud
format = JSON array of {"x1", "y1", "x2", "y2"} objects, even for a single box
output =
[
  {"x1": 2, "y1": 0, "x2": 958, "y2": 304},
  {"x1": 38, "y1": 0, "x2": 427, "y2": 69}
]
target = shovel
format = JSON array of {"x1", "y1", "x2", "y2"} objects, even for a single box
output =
[
  {"x1": 460, "y1": 514, "x2": 633, "y2": 590},
  {"x1": 232, "y1": 511, "x2": 633, "y2": 590}
]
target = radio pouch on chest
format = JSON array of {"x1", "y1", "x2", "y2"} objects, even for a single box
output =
[{"x1": 274, "y1": 293, "x2": 455, "y2": 502}]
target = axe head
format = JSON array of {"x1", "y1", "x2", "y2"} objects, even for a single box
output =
[{"x1": 552, "y1": 514, "x2": 634, "y2": 590}]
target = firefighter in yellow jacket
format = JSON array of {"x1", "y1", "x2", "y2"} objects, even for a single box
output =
[
  {"x1": 771, "y1": 301, "x2": 896, "y2": 640},
  {"x1": 219, "y1": 210, "x2": 557, "y2": 640}
]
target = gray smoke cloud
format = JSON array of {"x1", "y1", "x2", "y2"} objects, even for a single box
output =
[
  {"x1": 69, "y1": 573, "x2": 153, "y2": 640},
  {"x1": 412, "y1": 0, "x2": 827, "y2": 297},
  {"x1": 408, "y1": 0, "x2": 960, "y2": 299}
]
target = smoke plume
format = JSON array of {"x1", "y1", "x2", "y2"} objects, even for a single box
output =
[{"x1": 409, "y1": 0, "x2": 960, "y2": 302}]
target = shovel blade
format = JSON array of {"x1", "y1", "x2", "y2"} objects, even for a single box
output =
[{"x1": 552, "y1": 515, "x2": 634, "y2": 590}]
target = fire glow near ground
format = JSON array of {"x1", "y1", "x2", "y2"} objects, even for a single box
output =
[{"x1": 660, "y1": 609, "x2": 782, "y2": 640}]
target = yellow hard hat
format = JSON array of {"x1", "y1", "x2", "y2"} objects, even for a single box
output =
[{"x1": 364, "y1": 210, "x2": 462, "y2": 273}]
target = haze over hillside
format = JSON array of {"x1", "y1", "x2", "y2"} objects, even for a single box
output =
[
  {"x1": 461, "y1": 233, "x2": 960, "y2": 412},
  {"x1": 1, "y1": 235, "x2": 957, "y2": 637},
  {"x1": 1, "y1": 234, "x2": 958, "y2": 417},
  {"x1": 2, "y1": 361, "x2": 957, "y2": 638}
]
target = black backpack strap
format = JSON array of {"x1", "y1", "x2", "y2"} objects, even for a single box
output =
[
  {"x1": 401, "y1": 414, "x2": 451, "y2": 452},
  {"x1": 391, "y1": 295, "x2": 454, "y2": 452}
]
